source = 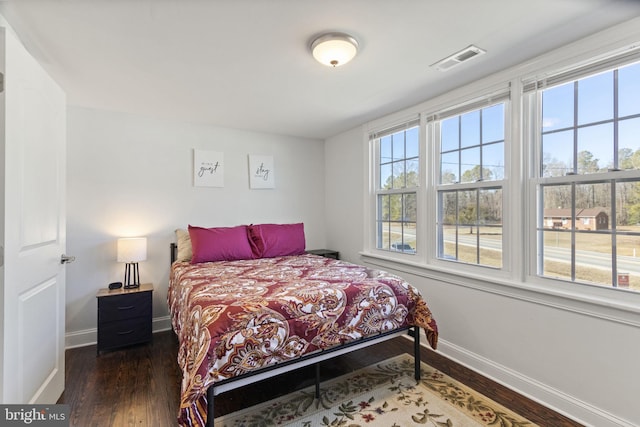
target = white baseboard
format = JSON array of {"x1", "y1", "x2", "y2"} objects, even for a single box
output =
[
  {"x1": 64, "y1": 315, "x2": 172, "y2": 349},
  {"x1": 433, "y1": 338, "x2": 636, "y2": 427}
]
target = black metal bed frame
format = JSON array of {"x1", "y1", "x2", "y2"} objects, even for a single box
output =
[{"x1": 169, "y1": 243, "x2": 422, "y2": 427}]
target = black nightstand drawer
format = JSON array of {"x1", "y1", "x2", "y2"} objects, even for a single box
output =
[
  {"x1": 98, "y1": 292, "x2": 151, "y2": 321},
  {"x1": 96, "y1": 283, "x2": 153, "y2": 354},
  {"x1": 98, "y1": 317, "x2": 152, "y2": 351}
]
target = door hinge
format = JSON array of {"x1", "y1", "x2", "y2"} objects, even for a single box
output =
[{"x1": 0, "y1": 72, "x2": 3, "y2": 93}]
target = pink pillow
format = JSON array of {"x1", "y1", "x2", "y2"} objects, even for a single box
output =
[
  {"x1": 248, "y1": 223, "x2": 306, "y2": 258},
  {"x1": 188, "y1": 225, "x2": 254, "y2": 263}
]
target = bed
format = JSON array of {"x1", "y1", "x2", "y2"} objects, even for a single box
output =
[{"x1": 168, "y1": 223, "x2": 438, "y2": 427}]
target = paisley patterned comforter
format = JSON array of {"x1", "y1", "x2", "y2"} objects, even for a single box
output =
[{"x1": 168, "y1": 254, "x2": 438, "y2": 427}]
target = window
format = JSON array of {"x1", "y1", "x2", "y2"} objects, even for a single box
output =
[
  {"x1": 435, "y1": 102, "x2": 506, "y2": 268},
  {"x1": 533, "y1": 59, "x2": 640, "y2": 291},
  {"x1": 366, "y1": 43, "x2": 640, "y2": 297},
  {"x1": 374, "y1": 123, "x2": 419, "y2": 254}
]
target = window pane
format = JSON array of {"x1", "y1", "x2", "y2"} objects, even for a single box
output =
[
  {"x1": 440, "y1": 191, "x2": 457, "y2": 225},
  {"x1": 461, "y1": 110, "x2": 480, "y2": 148},
  {"x1": 378, "y1": 194, "x2": 390, "y2": 220},
  {"x1": 577, "y1": 123, "x2": 612, "y2": 173},
  {"x1": 400, "y1": 193, "x2": 417, "y2": 254},
  {"x1": 460, "y1": 147, "x2": 480, "y2": 182},
  {"x1": 451, "y1": 189, "x2": 479, "y2": 265},
  {"x1": 542, "y1": 130, "x2": 573, "y2": 177},
  {"x1": 458, "y1": 190, "x2": 477, "y2": 226},
  {"x1": 441, "y1": 151, "x2": 458, "y2": 184},
  {"x1": 389, "y1": 194, "x2": 403, "y2": 221},
  {"x1": 380, "y1": 136, "x2": 392, "y2": 163},
  {"x1": 541, "y1": 228, "x2": 572, "y2": 280},
  {"x1": 439, "y1": 191, "x2": 457, "y2": 261},
  {"x1": 441, "y1": 225, "x2": 458, "y2": 261},
  {"x1": 391, "y1": 162, "x2": 404, "y2": 189},
  {"x1": 542, "y1": 82, "x2": 574, "y2": 131},
  {"x1": 482, "y1": 104, "x2": 504, "y2": 143},
  {"x1": 478, "y1": 189, "x2": 502, "y2": 268},
  {"x1": 616, "y1": 235, "x2": 640, "y2": 291},
  {"x1": 483, "y1": 142, "x2": 504, "y2": 180},
  {"x1": 617, "y1": 181, "x2": 640, "y2": 226},
  {"x1": 403, "y1": 193, "x2": 417, "y2": 222},
  {"x1": 380, "y1": 163, "x2": 392, "y2": 190},
  {"x1": 479, "y1": 188, "x2": 502, "y2": 225},
  {"x1": 406, "y1": 127, "x2": 419, "y2": 158},
  {"x1": 392, "y1": 132, "x2": 405, "y2": 161},
  {"x1": 575, "y1": 232, "x2": 612, "y2": 285},
  {"x1": 406, "y1": 158, "x2": 419, "y2": 187},
  {"x1": 479, "y1": 232, "x2": 502, "y2": 268},
  {"x1": 542, "y1": 185, "x2": 572, "y2": 230},
  {"x1": 441, "y1": 117, "x2": 459, "y2": 152},
  {"x1": 438, "y1": 188, "x2": 502, "y2": 268},
  {"x1": 618, "y1": 61, "x2": 640, "y2": 117},
  {"x1": 619, "y1": 118, "x2": 640, "y2": 170},
  {"x1": 377, "y1": 192, "x2": 418, "y2": 255},
  {"x1": 577, "y1": 71, "x2": 613, "y2": 125},
  {"x1": 377, "y1": 220, "x2": 390, "y2": 250},
  {"x1": 575, "y1": 183, "x2": 610, "y2": 218},
  {"x1": 615, "y1": 181, "x2": 640, "y2": 292}
]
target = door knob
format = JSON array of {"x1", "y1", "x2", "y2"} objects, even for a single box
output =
[{"x1": 60, "y1": 254, "x2": 76, "y2": 264}]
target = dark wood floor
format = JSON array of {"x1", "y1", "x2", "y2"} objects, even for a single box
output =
[{"x1": 58, "y1": 330, "x2": 583, "y2": 427}]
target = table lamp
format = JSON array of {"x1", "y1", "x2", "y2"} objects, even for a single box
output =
[{"x1": 117, "y1": 237, "x2": 147, "y2": 289}]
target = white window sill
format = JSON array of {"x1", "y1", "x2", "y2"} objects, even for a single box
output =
[{"x1": 359, "y1": 251, "x2": 640, "y2": 327}]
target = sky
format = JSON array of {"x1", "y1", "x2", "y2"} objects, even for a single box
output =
[{"x1": 542, "y1": 61, "x2": 640, "y2": 173}]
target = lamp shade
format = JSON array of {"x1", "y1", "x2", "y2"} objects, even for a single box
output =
[
  {"x1": 117, "y1": 237, "x2": 147, "y2": 263},
  {"x1": 311, "y1": 33, "x2": 358, "y2": 67}
]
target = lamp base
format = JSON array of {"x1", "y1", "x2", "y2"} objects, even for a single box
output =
[{"x1": 123, "y1": 262, "x2": 141, "y2": 289}]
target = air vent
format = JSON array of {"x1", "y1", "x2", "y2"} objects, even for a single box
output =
[{"x1": 431, "y1": 45, "x2": 486, "y2": 72}]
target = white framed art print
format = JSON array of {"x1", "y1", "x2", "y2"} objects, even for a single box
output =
[
  {"x1": 248, "y1": 154, "x2": 275, "y2": 189},
  {"x1": 194, "y1": 149, "x2": 224, "y2": 187}
]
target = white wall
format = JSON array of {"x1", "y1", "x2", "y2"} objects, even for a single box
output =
[
  {"x1": 325, "y1": 19, "x2": 640, "y2": 427},
  {"x1": 66, "y1": 107, "x2": 326, "y2": 346}
]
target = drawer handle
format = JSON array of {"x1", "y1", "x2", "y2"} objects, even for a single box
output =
[
  {"x1": 117, "y1": 305, "x2": 135, "y2": 310},
  {"x1": 117, "y1": 330, "x2": 134, "y2": 335}
]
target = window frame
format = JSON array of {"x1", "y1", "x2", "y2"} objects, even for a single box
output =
[
  {"x1": 431, "y1": 97, "x2": 510, "y2": 271},
  {"x1": 525, "y1": 58, "x2": 640, "y2": 291},
  {"x1": 370, "y1": 119, "x2": 422, "y2": 258}
]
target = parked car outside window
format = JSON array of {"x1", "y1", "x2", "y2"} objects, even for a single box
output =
[{"x1": 391, "y1": 243, "x2": 416, "y2": 254}]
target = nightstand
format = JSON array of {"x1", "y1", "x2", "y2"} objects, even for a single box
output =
[
  {"x1": 306, "y1": 249, "x2": 340, "y2": 260},
  {"x1": 96, "y1": 283, "x2": 153, "y2": 354}
]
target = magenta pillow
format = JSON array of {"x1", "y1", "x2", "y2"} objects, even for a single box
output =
[
  {"x1": 248, "y1": 223, "x2": 306, "y2": 258},
  {"x1": 188, "y1": 225, "x2": 254, "y2": 263}
]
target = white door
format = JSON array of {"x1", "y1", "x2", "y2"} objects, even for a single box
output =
[{"x1": 0, "y1": 23, "x2": 67, "y2": 404}]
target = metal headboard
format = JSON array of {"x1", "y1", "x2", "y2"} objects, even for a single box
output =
[{"x1": 170, "y1": 242, "x2": 177, "y2": 264}]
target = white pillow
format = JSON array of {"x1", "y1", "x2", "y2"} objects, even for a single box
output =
[{"x1": 175, "y1": 228, "x2": 192, "y2": 262}]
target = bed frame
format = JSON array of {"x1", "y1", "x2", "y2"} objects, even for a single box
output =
[{"x1": 169, "y1": 243, "x2": 422, "y2": 427}]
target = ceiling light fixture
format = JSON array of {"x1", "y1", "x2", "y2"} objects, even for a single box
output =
[{"x1": 311, "y1": 33, "x2": 359, "y2": 67}]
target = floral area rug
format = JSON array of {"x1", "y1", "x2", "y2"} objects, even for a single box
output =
[{"x1": 215, "y1": 353, "x2": 537, "y2": 426}]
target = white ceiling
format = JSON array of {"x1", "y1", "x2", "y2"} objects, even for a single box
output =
[{"x1": 2, "y1": 0, "x2": 640, "y2": 140}]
